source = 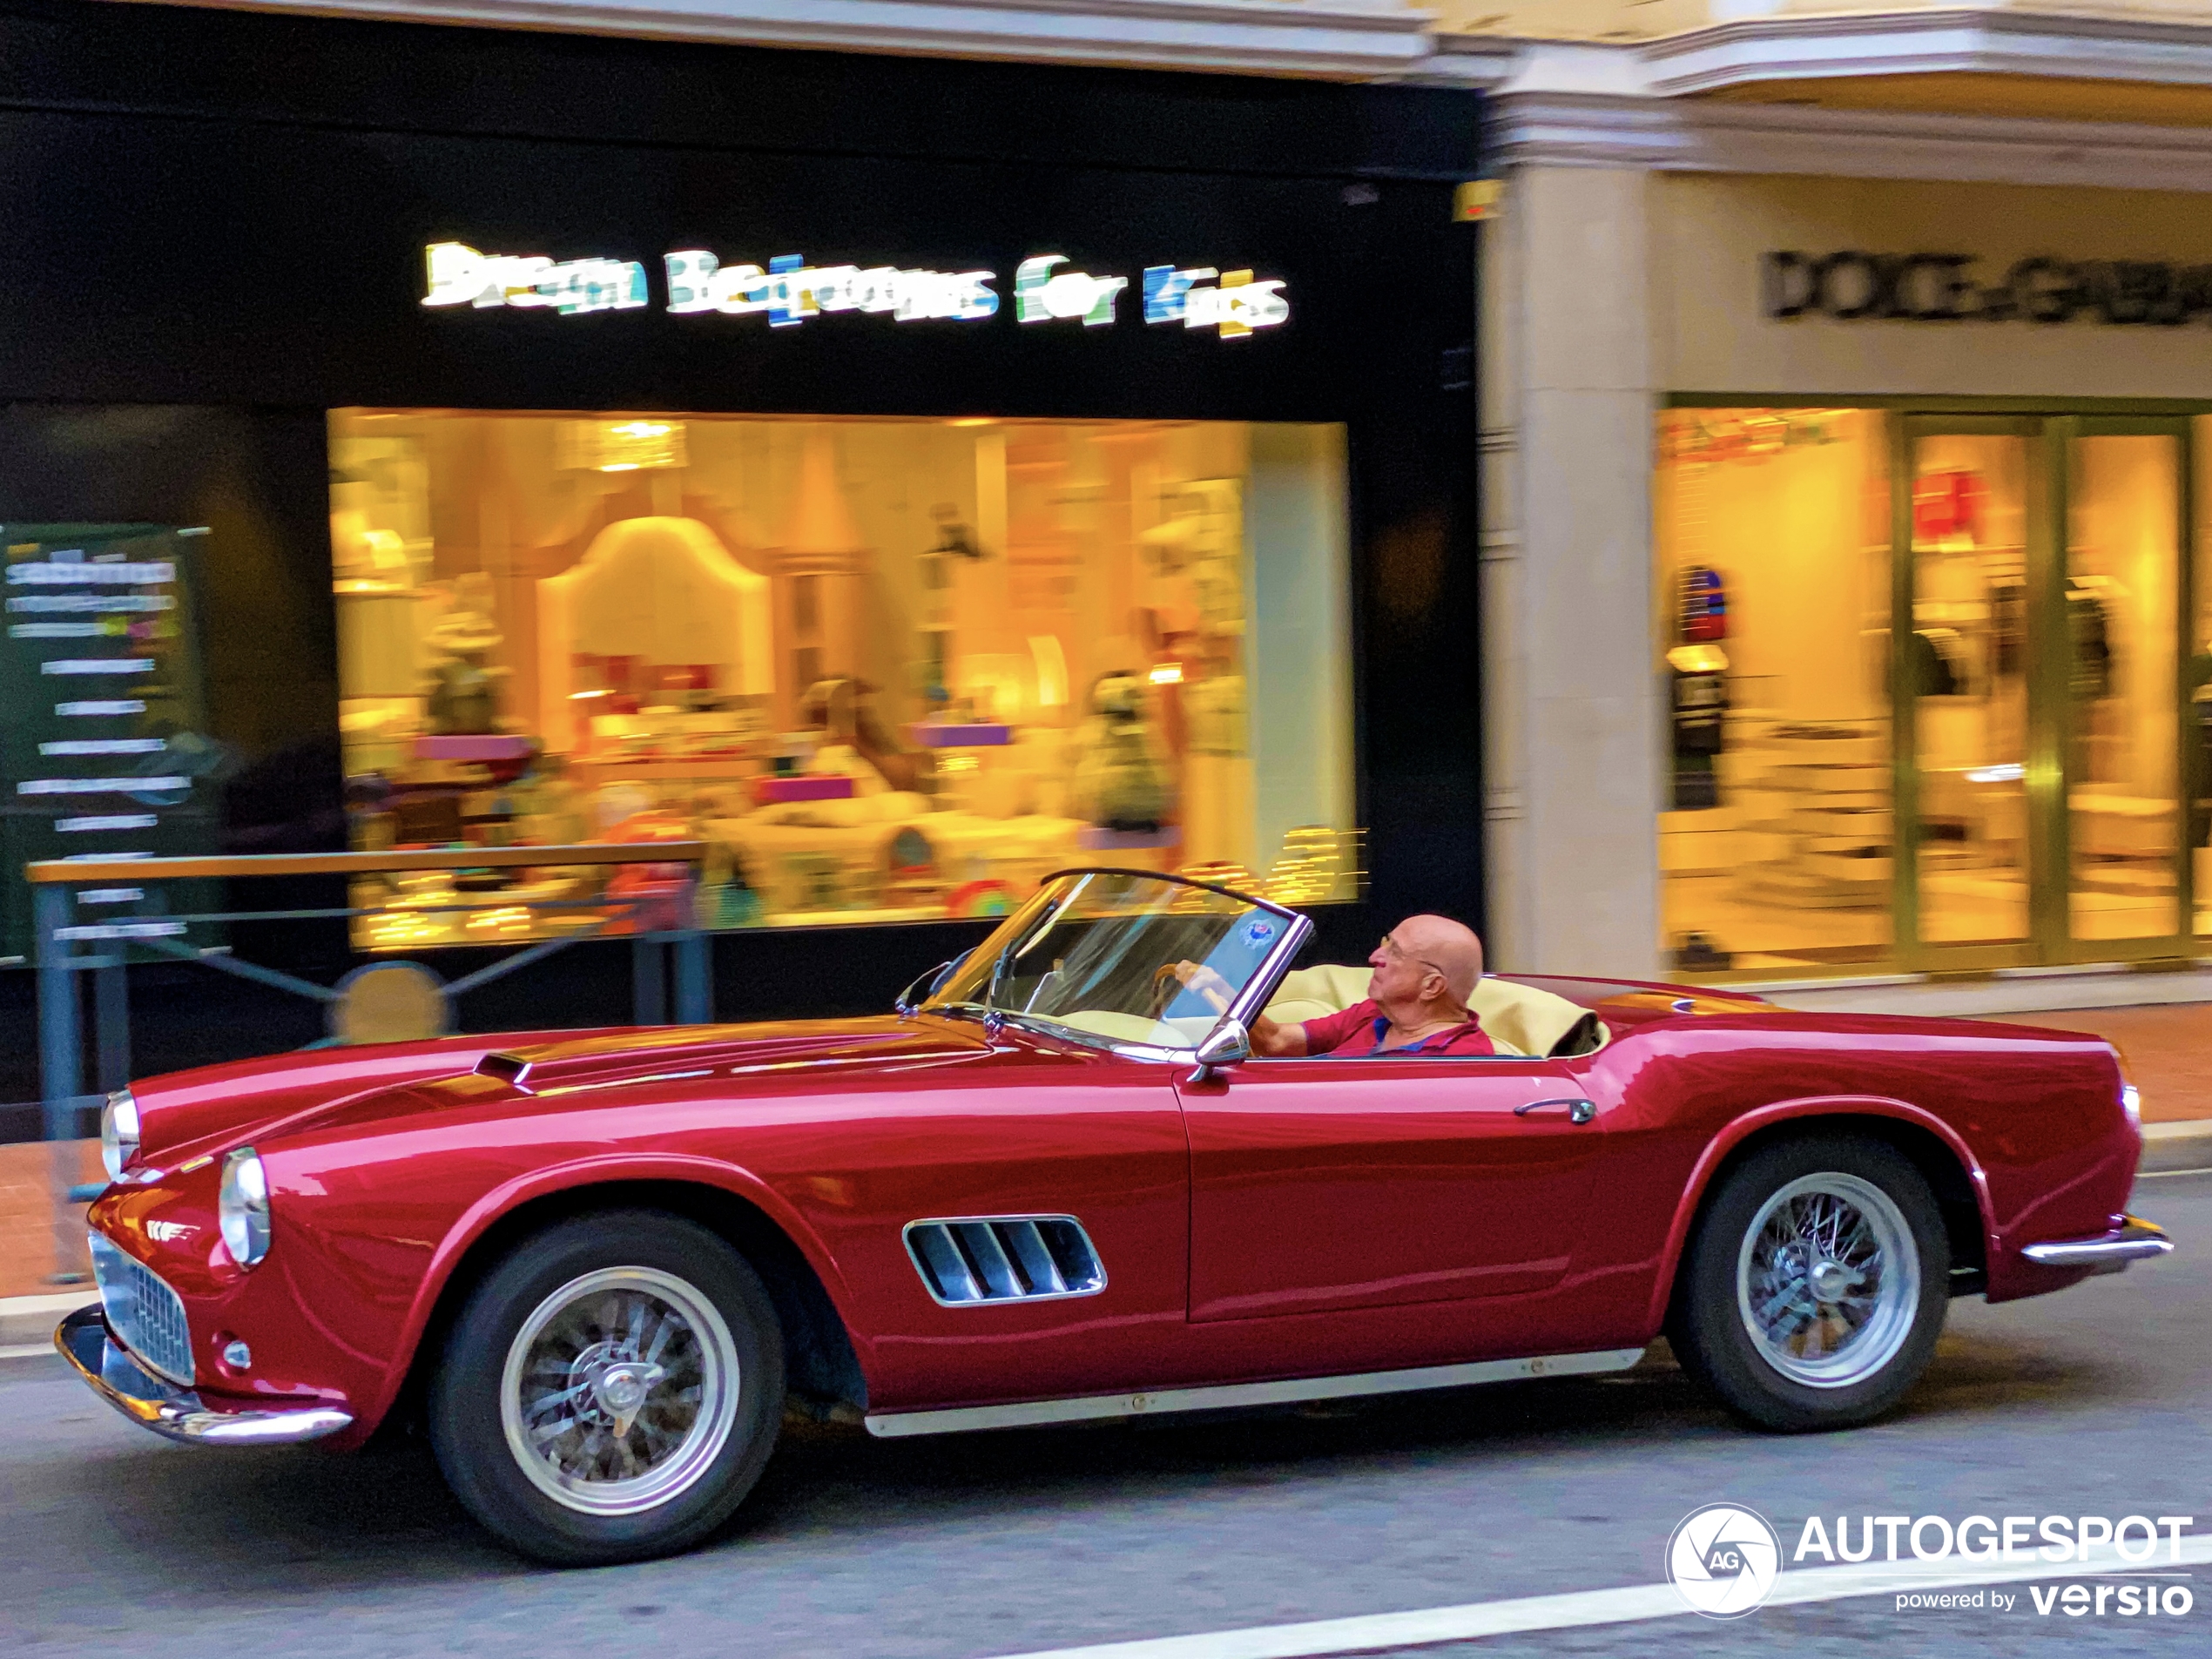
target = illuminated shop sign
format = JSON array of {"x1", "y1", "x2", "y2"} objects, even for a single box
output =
[
  {"x1": 664, "y1": 250, "x2": 999, "y2": 324},
  {"x1": 423, "y1": 244, "x2": 1287, "y2": 337},
  {"x1": 422, "y1": 243, "x2": 649, "y2": 314},
  {"x1": 7, "y1": 560, "x2": 172, "y2": 585},
  {"x1": 1014, "y1": 257, "x2": 1123, "y2": 327},
  {"x1": 1766, "y1": 249, "x2": 2212, "y2": 324},
  {"x1": 1142, "y1": 266, "x2": 1288, "y2": 336}
]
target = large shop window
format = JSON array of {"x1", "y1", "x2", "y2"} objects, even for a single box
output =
[
  {"x1": 2197, "y1": 417, "x2": 2212, "y2": 941},
  {"x1": 1655, "y1": 408, "x2": 1894, "y2": 978},
  {"x1": 331, "y1": 412, "x2": 1357, "y2": 947}
]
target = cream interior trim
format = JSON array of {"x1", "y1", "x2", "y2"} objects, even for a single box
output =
[{"x1": 1264, "y1": 964, "x2": 1601, "y2": 1057}]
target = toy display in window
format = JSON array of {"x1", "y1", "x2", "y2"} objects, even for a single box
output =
[
  {"x1": 927, "y1": 502, "x2": 982, "y2": 563},
  {"x1": 424, "y1": 572, "x2": 508, "y2": 736},
  {"x1": 803, "y1": 677, "x2": 934, "y2": 795},
  {"x1": 1070, "y1": 671, "x2": 1175, "y2": 832}
]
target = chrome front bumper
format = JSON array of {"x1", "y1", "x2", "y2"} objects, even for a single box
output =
[
  {"x1": 55, "y1": 1305, "x2": 354, "y2": 1447},
  {"x1": 2020, "y1": 1216, "x2": 2175, "y2": 1275}
]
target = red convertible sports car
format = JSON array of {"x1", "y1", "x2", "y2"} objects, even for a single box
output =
[{"x1": 60, "y1": 869, "x2": 2172, "y2": 1565}]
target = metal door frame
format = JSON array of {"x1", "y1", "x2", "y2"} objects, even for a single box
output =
[
  {"x1": 1894, "y1": 414, "x2": 2195, "y2": 971},
  {"x1": 2057, "y1": 415, "x2": 2195, "y2": 965}
]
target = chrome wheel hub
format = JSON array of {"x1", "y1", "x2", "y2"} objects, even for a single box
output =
[
  {"x1": 499, "y1": 1267, "x2": 740, "y2": 1516},
  {"x1": 1736, "y1": 1172, "x2": 1919, "y2": 1390},
  {"x1": 568, "y1": 1341, "x2": 668, "y2": 1438}
]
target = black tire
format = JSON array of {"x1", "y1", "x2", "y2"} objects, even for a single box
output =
[
  {"x1": 1669, "y1": 1134, "x2": 1948, "y2": 1433},
  {"x1": 428, "y1": 1210, "x2": 785, "y2": 1565}
]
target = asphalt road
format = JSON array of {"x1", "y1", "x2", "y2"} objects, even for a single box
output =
[{"x1": 7, "y1": 1172, "x2": 2209, "y2": 1659}]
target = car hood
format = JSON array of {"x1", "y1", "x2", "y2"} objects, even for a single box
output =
[
  {"x1": 121, "y1": 1017, "x2": 987, "y2": 1174},
  {"x1": 471, "y1": 1020, "x2": 987, "y2": 1096}
]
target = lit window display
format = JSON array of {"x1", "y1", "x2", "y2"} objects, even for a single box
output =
[
  {"x1": 1654, "y1": 408, "x2": 1894, "y2": 977},
  {"x1": 2193, "y1": 418, "x2": 2212, "y2": 941},
  {"x1": 331, "y1": 412, "x2": 1357, "y2": 946}
]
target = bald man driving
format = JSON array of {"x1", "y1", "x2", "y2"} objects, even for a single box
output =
[{"x1": 1177, "y1": 914, "x2": 1494, "y2": 1058}]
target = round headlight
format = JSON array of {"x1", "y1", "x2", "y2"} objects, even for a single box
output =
[
  {"x1": 219, "y1": 1147, "x2": 272, "y2": 1268},
  {"x1": 2121, "y1": 1082, "x2": 2142, "y2": 1127},
  {"x1": 100, "y1": 1089, "x2": 140, "y2": 1181}
]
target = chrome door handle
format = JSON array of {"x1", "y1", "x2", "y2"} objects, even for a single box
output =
[{"x1": 1514, "y1": 1096, "x2": 1596, "y2": 1124}]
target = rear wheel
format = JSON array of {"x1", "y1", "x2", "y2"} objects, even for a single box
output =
[
  {"x1": 1670, "y1": 1134, "x2": 1948, "y2": 1432},
  {"x1": 429, "y1": 1211, "x2": 785, "y2": 1564}
]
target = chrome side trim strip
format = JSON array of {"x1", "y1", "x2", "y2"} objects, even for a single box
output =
[
  {"x1": 862, "y1": 1345, "x2": 1647, "y2": 1438},
  {"x1": 2020, "y1": 1216, "x2": 2174, "y2": 1271},
  {"x1": 54, "y1": 1306, "x2": 354, "y2": 1447}
]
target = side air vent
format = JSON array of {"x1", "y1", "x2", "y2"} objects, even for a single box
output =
[{"x1": 903, "y1": 1216, "x2": 1107, "y2": 1307}]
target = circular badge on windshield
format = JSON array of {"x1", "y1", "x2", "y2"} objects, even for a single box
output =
[{"x1": 1666, "y1": 1503, "x2": 1782, "y2": 1619}]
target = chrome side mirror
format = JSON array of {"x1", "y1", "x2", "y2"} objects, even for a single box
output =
[
  {"x1": 1187, "y1": 1019, "x2": 1251, "y2": 1084},
  {"x1": 896, "y1": 958, "x2": 959, "y2": 1017}
]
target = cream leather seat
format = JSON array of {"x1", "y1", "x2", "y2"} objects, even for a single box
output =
[{"x1": 1264, "y1": 964, "x2": 1603, "y2": 1059}]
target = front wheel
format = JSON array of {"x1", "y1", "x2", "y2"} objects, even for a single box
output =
[
  {"x1": 428, "y1": 1211, "x2": 785, "y2": 1565},
  {"x1": 1670, "y1": 1134, "x2": 1948, "y2": 1433}
]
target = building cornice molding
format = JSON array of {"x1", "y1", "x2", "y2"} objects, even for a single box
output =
[
  {"x1": 1494, "y1": 86, "x2": 2212, "y2": 193},
  {"x1": 123, "y1": 0, "x2": 1438, "y2": 78},
  {"x1": 1643, "y1": 8, "x2": 2212, "y2": 97}
]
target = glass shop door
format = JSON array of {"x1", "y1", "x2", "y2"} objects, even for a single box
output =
[{"x1": 1897, "y1": 416, "x2": 2192, "y2": 969}]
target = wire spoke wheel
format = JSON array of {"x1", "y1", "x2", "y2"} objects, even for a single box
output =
[
  {"x1": 499, "y1": 1266, "x2": 740, "y2": 1516},
  {"x1": 1735, "y1": 1172, "x2": 1919, "y2": 1389}
]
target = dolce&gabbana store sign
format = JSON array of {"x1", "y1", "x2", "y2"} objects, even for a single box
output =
[{"x1": 1764, "y1": 248, "x2": 2212, "y2": 325}]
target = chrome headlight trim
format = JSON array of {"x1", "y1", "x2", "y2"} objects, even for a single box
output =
[
  {"x1": 218, "y1": 1147, "x2": 272, "y2": 1268},
  {"x1": 100, "y1": 1088, "x2": 140, "y2": 1182}
]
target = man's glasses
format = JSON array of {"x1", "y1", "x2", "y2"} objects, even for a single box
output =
[{"x1": 1379, "y1": 933, "x2": 1449, "y2": 980}]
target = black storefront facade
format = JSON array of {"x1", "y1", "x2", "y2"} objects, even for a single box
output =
[{"x1": 0, "y1": 0, "x2": 1482, "y2": 1103}]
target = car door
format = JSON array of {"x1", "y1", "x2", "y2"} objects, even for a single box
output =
[
  {"x1": 1179, "y1": 1053, "x2": 1604, "y2": 1323},
  {"x1": 792, "y1": 1040, "x2": 1194, "y2": 1413}
]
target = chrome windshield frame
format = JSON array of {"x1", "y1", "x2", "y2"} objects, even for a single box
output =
[{"x1": 921, "y1": 867, "x2": 1312, "y2": 1061}]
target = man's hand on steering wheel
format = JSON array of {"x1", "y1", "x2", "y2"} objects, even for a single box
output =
[{"x1": 1150, "y1": 959, "x2": 1235, "y2": 1018}]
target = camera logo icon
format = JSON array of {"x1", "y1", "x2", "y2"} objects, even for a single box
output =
[{"x1": 1667, "y1": 1503, "x2": 1783, "y2": 1619}]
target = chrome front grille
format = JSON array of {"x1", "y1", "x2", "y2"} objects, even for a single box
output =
[
  {"x1": 89, "y1": 1232, "x2": 195, "y2": 1386},
  {"x1": 904, "y1": 1216, "x2": 1106, "y2": 1306}
]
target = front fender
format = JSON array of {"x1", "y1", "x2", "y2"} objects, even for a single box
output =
[{"x1": 354, "y1": 1151, "x2": 870, "y2": 1439}]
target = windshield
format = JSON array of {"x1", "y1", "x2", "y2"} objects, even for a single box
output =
[{"x1": 925, "y1": 871, "x2": 1305, "y2": 1054}]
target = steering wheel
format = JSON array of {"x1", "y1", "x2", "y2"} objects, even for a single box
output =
[{"x1": 1147, "y1": 964, "x2": 1184, "y2": 1018}]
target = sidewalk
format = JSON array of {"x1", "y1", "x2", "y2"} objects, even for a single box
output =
[
  {"x1": 1981, "y1": 1003, "x2": 2212, "y2": 1175},
  {"x1": 0, "y1": 1138, "x2": 97, "y2": 1302},
  {"x1": 2, "y1": 1005, "x2": 2206, "y2": 1342},
  {"x1": 1980, "y1": 1002, "x2": 2212, "y2": 1124}
]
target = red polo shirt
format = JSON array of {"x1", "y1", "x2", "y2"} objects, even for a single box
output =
[{"x1": 1300, "y1": 999, "x2": 1495, "y2": 1058}]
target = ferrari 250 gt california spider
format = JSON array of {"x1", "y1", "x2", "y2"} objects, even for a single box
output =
[{"x1": 59, "y1": 870, "x2": 2171, "y2": 1563}]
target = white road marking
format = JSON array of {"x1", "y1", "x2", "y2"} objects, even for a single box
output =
[{"x1": 991, "y1": 1535, "x2": 2212, "y2": 1659}]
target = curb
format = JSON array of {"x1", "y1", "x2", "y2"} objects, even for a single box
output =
[
  {"x1": 0, "y1": 1290, "x2": 95, "y2": 1349},
  {"x1": 2142, "y1": 1119, "x2": 2212, "y2": 1174}
]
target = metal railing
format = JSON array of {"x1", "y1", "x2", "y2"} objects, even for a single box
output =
[{"x1": 29, "y1": 843, "x2": 714, "y2": 1282}]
